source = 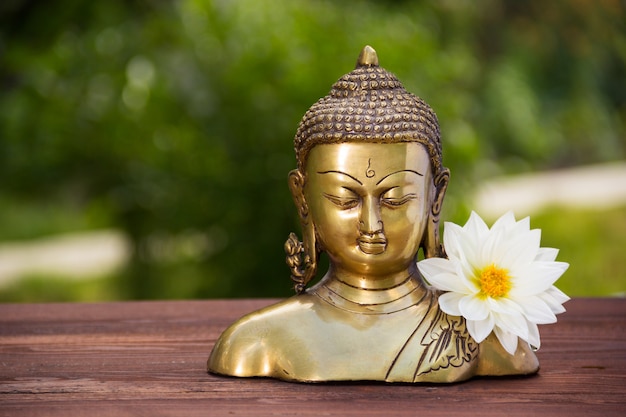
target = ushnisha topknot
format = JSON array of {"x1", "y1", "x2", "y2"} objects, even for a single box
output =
[{"x1": 294, "y1": 45, "x2": 443, "y2": 176}]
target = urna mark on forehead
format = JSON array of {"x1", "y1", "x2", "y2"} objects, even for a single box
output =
[{"x1": 293, "y1": 45, "x2": 444, "y2": 176}]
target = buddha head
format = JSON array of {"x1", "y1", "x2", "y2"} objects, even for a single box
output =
[{"x1": 285, "y1": 46, "x2": 450, "y2": 293}]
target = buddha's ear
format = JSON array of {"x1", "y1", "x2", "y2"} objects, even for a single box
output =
[
  {"x1": 288, "y1": 169, "x2": 309, "y2": 221},
  {"x1": 286, "y1": 169, "x2": 318, "y2": 293},
  {"x1": 432, "y1": 168, "x2": 450, "y2": 219},
  {"x1": 422, "y1": 168, "x2": 450, "y2": 259}
]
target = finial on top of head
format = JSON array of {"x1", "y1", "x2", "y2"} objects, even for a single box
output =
[{"x1": 356, "y1": 45, "x2": 379, "y2": 68}]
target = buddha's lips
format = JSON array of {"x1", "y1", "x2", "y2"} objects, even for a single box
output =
[{"x1": 357, "y1": 236, "x2": 387, "y2": 255}]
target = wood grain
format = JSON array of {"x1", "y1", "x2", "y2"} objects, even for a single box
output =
[{"x1": 1, "y1": 298, "x2": 624, "y2": 416}]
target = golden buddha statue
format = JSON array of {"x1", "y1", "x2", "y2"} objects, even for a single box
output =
[{"x1": 207, "y1": 46, "x2": 539, "y2": 383}]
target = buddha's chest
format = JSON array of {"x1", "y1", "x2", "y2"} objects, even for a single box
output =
[
  {"x1": 273, "y1": 310, "x2": 421, "y2": 381},
  {"x1": 274, "y1": 306, "x2": 477, "y2": 382}
]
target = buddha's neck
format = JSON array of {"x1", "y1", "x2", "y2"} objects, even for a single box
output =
[
  {"x1": 312, "y1": 264, "x2": 430, "y2": 313},
  {"x1": 330, "y1": 264, "x2": 422, "y2": 289}
]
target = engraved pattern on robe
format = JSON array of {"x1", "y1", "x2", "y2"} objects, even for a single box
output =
[{"x1": 386, "y1": 292, "x2": 479, "y2": 383}]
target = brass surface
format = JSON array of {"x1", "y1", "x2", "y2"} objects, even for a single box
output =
[{"x1": 207, "y1": 46, "x2": 539, "y2": 383}]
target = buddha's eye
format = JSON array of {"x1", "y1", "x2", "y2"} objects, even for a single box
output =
[
  {"x1": 381, "y1": 190, "x2": 417, "y2": 208},
  {"x1": 322, "y1": 192, "x2": 360, "y2": 209}
]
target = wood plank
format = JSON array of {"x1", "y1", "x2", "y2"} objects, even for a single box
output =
[{"x1": 0, "y1": 298, "x2": 624, "y2": 416}]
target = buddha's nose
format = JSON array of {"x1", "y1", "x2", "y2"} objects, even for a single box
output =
[{"x1": 359, "y1": 196, "x2": 383, "y2": 235}]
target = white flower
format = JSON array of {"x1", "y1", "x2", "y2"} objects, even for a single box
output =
[{"x1": 418, "y1": 211, "x2": 569, "y2": 355}]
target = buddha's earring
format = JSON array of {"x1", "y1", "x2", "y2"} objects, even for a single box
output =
[
  {"x1": 286, "y1": 170, "x2": 319, "y2": 293},
  {"x1": 284, "y1": 225, "x2": 318, "y2": 294}
]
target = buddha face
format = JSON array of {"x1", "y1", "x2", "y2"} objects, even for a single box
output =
[{"x1": 300, "y1": 142, "x2": 437, "y2": 277}]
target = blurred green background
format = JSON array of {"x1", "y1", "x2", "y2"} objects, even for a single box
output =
[{"x1": 1, "y1": 0, "x2": 624, "y2": 302}]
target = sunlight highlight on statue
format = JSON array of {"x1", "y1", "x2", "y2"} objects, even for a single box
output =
[{"x1": 207, "y1": 46, "x2": 568, "y2": 383}]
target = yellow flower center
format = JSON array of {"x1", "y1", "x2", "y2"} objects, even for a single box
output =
[{"x1": 478, "y1": 264, "x2": 511, "y2": 298}]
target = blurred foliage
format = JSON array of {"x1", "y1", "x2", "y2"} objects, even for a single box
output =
[
  {"x1": 530, "y1": 206, "x2": 626, "y2": 297},
  {"x1": 0, "y1": 274, "x2": 119, "y2": 303},
  {"x1": 0, "y1": 0, "x2": 624, "y2": 300}
]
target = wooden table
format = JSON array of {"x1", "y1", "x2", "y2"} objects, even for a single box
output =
[{"x1": 1, "y1": 298, "x2": 624, "y2": 416}]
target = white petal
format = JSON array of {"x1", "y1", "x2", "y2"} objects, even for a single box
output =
[
  {"x1": 466, "y1": 315, "x2": 495, "y2": 343},
  {"x1": 455, "y1": 261, "x2": 479, "y2": 293},
  {"x1": 493, "y1": 310, "x2": 529, "y2": 340},
  {"x1": 487, "y1": 297, "x2": 523, "y2": 315},
  {"x1": 491, "y1": 211, "x2": 517, "y2": 230},
  {"x1": 442, "y1": 222, "x2": 465, "y2": 261},
  {"x1": 438, "y1": 292, "x2": 464, "y2": 316},
  {"x1": 464, "y1": 212, "x2": 489, "y2": 249},
  {"x1": 466, "y1": 211, "x2": 490, "y2": 236},
  {"x1": 425, "y1": 272, "x2": 470, "y2": 293},
  {"x1": 494, "y1": 326, "x2": 518, "y2": 355},
  {"x1": 506, "y1": 215, "x2": 531, "y2": 238},
  {"x1": 526, "y1": 321, "x2": 541, "y2": 349},
  {"x1": 449, "y1": 226, "x2": 479, "y2": 268},
  {"x1": 538, "y1": 292, "x2": 566, "y2": 315},
  {"x1": 536, "y1": 286, "x2": 569, "y2": 315},
  {"x1": 478, "y1": 225, "x2": 503, "y2": 267},
  {"x1": 459, "y1": 295, "x2": 490, "y2": 320},
  {"x1": 545, "y1": 285, "x2": 570, "y2": 305},
  {"x1": 516, "y1": 295, "x2": 557, "y2": 324},
  {"x1": 499, "y1": 229, "x2": 541, "y2": 271},
  {"x1": 418, "y1": 257, "x2": 456, "y2": 276},
  {"x1": 511, "y1": 261, "x2": 569, "y2": 296},
  {"x1": 535, "y1": 247, "x2": 559, "y2": 262}
]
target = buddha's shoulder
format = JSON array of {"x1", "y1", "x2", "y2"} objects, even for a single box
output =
[
  {"x1": 222, "y1": 294, "x2": 318, "y2": 332},
  {"x1": 207, "y1": 294, "x2": 320, "y2": 378}
]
